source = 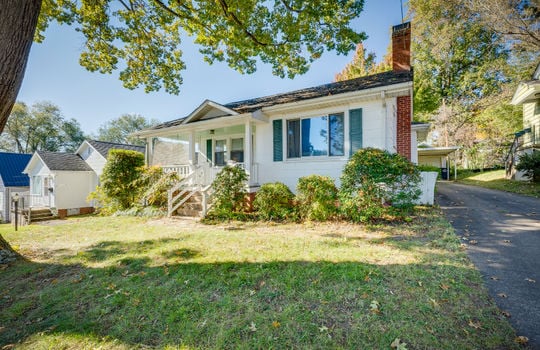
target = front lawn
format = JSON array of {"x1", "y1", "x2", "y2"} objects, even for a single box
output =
[
  {"x1": 0, "y1": 212, "x2": 518, "y2": 349},
  {"x1": 457, "y1": 169, "x2": 540, "y2": 198}
]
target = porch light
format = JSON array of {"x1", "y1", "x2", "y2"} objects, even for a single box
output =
[
  {"x1": 209, "y1": 129, "x2": 215, "y2": 135},
  {"x1": 12, "y1": 193, "x2": 19, "y2": 202}
]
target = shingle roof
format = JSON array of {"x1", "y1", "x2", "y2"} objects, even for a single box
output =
[
  {"x1": 146, "y1": 70, "x2": 412, "y2": 131},
  {"x1": 87, "y1": 140, "x2": 145, "y2": 158},
  {"x1": 0, "y1": 152, "x2": 31, "y2": 187},
  {"x1": 37, "y1": 151, "x2": 93, "y2": 171},
  {"x1": 225, "y1": 70, "x2": 413, "y2": 114}
]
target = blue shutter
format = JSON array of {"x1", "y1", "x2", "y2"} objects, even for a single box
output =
[
  {"x1": 349, "y1": 108, "x2": 363, "y2": 156},
  {"x1": 206, "y1": 139, "x2": 212, "y2": 162},
  {"x1": 273, "y1": 119, "x2": 283, "y2": 161}
]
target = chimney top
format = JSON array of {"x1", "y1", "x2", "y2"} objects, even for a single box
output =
[{"x1": 392, "y1": 21, "x2": 411, "y2": 72}]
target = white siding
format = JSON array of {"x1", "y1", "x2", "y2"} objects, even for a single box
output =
[
  {"x1": 523, "y1": 100, "x2": 540, "y2": 145},
  {"x1": 53, "y1": 171, "x2": 98, "y2": 209},
  {"x1": 80, "y1": 145, "x2": 107, "y2": 177},
  {"x1": 255, "y1": 98, "x2": 395, "y2": 192}
]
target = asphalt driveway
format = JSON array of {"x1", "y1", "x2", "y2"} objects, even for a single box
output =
[{"x1": 436, "y1": 182, "x2": 540, "y2": 349}]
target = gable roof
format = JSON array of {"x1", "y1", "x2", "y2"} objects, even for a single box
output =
[
  {"x1": 0, "y1": 152, "x2": 32, "y2": 187},
  {"x1": 144, "y1": 70, "x2": 413, "y2": 132},
  {"x1": 86, "y1": 140, "x2": 145, "y2": 158},
  {"x1": 36, "y1": 151, "x2": 93, "y2": 171}
]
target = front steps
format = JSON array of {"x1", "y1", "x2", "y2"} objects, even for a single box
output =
[
  {"x1": 24, "y1": 208, "x2": 57, "y2": 223},
  {"x1": 175, "y1": 192, "x2": 203, "y2": 217}
]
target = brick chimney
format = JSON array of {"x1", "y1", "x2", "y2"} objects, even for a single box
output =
[
  {"x1": 392, "y1": 22, "x2": 411, "y2": 71},
  {"x1": 392, "y1": 22, "x2": 412, "y2": 160}
]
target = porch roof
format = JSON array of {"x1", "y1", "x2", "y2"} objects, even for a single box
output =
[{"x1": 135, "y1": 70, "x2": 413, "y2": 136}]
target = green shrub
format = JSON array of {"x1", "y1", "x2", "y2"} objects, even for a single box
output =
[
  {"x1": 91, "y1": 149, "x2": 145, "y2": 211},
  {"x1": 516, "y1": 151, "x2": 540, "y2": 182},
  {"x1": 137, "y1": 166, "x2": 180, "y2": 208},
  {"x1": 207, "y1": 165, "x2": 248, "y2": 220},
  {"x1": 296, "y1": 175, "x2": 338, "y2": 221},
  {"x1": 339, "y1": 148, "x2": 421, "y2": 222},
  {"x1": 253, "y1": 182, "x2": 296, "y2": 221}
]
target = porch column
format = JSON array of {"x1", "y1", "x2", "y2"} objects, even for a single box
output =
[
  {"x1": 146, "y1": 137, "x2": 153, "y2": 166},
  {"x1": 188, "y1": 131, "x2": 196, "y2": 166},
  {"x1": 244, "y1": 120, "x2": 252, "y2": 186}
]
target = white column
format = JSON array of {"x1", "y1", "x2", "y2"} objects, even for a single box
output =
[
  {"x1": 188, "y1": 131, "x2": 196, "y2": 166},
  {"x1": 244, "y1": 120, "x2": 252, "y2": 186},
  {"x1": 146, "y1": 137, "x2": 153, "y2": 166}
]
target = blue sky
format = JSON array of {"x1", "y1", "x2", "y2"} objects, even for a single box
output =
[{"x1": 18, "y1": 1, "x2": 407, "y2": 134}]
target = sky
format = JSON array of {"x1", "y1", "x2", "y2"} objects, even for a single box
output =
[{"x1": 17, "y1": 1, "x2": 407, "y2": 135}]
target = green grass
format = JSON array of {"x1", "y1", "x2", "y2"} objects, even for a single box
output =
[
  {"x1": 0, "y1": 212, "x2": 519, "y2": 349},
  {"x1": 457, "y1": 169, "x2": 540, "y2": 198}
]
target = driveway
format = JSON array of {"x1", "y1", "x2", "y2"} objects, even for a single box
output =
[{"x1": 436, "y1": 182, "x2": 540, "y2": 349}]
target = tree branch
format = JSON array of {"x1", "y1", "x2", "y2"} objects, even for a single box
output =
[{"x1": 216, "y1": 0, "x2": 269, "y2": 46}]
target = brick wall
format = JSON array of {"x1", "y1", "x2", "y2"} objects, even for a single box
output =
[{"x1": 396, "y1": 95, "x2": 412, "y2": 160}]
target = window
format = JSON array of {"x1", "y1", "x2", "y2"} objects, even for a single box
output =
[
  {"x1": 230, "y1": 138, "x2": 244, "y2": 163},
  {"x1": 286, "y1": 113, "x2": 344, "y2": 158},
  {"x1": 214, "y1": 139, "x2": 226, "y2": 166},
  {"x1": 287, "y1": 119, "x2": 300, "y2": 158},
  {"x1": 31, "y1": 176, "x2": 42, "y2": 195}
]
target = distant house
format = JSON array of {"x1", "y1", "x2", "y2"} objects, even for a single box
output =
[
  {"x1": 507, "y1": 62, "x2": 540, "y2": 180},
  {"x1": 133, "y1": 22, "x2": 430, "y2": 216},
  {"x1": 23, "y1": 140, "x2": 144, "y2": 218},
  {"x1": 0, "y1": 152, "x2": 32, "y2": 223}
]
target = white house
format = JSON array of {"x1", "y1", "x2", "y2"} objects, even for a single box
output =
[
  {"x1": 0, "y1": 152, "x2": 31, "y2": 223},
  {"x1": 23, "y1": 140, "x2": 144, "y2": 218},
  {"x1": 134, "y1": 22, "x2": 428, "y2": 216},
  {"x1": 507, "y1": 62, "x2": 540, "y2": 180}
]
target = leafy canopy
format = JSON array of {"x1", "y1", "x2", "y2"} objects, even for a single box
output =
[
  {"x1": 0, "y1": 101, "x2": 86, "y2": 153},
  {"x1": 95, "y1": 113, "x2": 158, "y2": 146},
  {"x1": 37, "y1": 0, "x2": 366, "y2": 94}
]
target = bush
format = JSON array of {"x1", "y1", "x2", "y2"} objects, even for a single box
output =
[
  {"x1": 296, "y1": 175, "x2": 338, "y2": 221},
  {"x1": 516, "y1": 150, "x2": 540, "y2": 182},
  {"x1": 137, "y1": 166, "x2": 180, "y2": 208},
  {"x1": 91, "y1": 149, "x2": 145, "y2": 211},
  {"x1": 339, "y1": 148, "x2": 421, "y2": 222},
  {"x1": 253, "y1": 182, "x2": 296, "y2": 221},
  {"x1": 207, "y1": 165, "x2": 248, "y2": 220}
]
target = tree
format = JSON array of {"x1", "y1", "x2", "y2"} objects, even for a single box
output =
[
  {"x1": 334, "y1": 43, "x2": 391, "y2": 81},
  {"x1": 0, "y1": 101, "x2": 86, "y2": 153},
  {"x1": 0, "y1": 0, "x2": 367, "y2": 134},
  {"x1": 465, "y1": 0, "x2": 540, "y2": 54},
  {"x1": 95, "y1": 114, "x2": 158, "y2": 145}
]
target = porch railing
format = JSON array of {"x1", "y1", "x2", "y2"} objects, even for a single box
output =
[{"x1": 162, "y1": 165, "x2": 192, "y2": 177}]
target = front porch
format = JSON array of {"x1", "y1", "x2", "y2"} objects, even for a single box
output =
[{"x1": 142, "y1": 121, "x2": 262, "y2": 217}]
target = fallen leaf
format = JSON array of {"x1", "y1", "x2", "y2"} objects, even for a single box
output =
[
  {"x1": 391, "y1": 338, "x2": 408, "y2": 350},
  {"x1": 272, "y1": 321, "x2": 281, "y2": 328},
  {"x1": 490, "y1": 276, "x2": 500, "y2": 281},
  {"x1": 248, "y1": 322, "x2": 257, "y2": 332},
  {"x1": 497, "y1": 293, "x2": 508, "y2": 298},
  {"x1": 503, "y1": 239, "x2": 511, "y2": 243},
  {"x1": 364, "y1": 275, "x2": 371, "y2": 282},
  {"x1": 318, "y1": 325, "x2": 328, "y2": 332},
  {"x1": 469, "y1": 240, "x2": 478, "y2": 245},
  {"x1": 501, "y1": 311, "x2": 511, "y2": 318},
  {"x1": 440, "y1": 283, "x2": 450, "y2": 291},
  {"x1": 514, "y1": 336, "x2": 529, "y2": 344},
  {"x1": 249, "y1": 290, "x2": 256, "y2": 296},
  {"x1": 468, "y1": 320, "x2": 482, "y2": 329},
  {"x1": 525, "y1": 278, "x2": 536, "y2": 283}
]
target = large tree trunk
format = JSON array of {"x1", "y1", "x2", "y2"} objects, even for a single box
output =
[
  {"x1": 0, "y1": 0, "x2": 42, "y2": 134},
  {"x1": 0, "y1": 234, "x2": 21, "y2": 264}
]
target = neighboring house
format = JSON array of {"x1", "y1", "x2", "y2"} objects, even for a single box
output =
[
  {"x1": 23, "y1": 140, "x2": 144, "y2": 218},
  {"x1": 0, "y1": 152, "x2": 31, "y2": 223},
  {"x1": 134, "y1": 22, "x2": 425, "y2": 216},
  {"x1": 507, "y1": 62, "x2": 540, "y2": 180}
]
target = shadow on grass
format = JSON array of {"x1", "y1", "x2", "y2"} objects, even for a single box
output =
[{"x1": 0, "y1": 254, "x2": 517, "y2": 349}]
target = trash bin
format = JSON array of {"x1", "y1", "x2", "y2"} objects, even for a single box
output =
[{"x1": 441, "y1": 168, "x2": 449, "y2": 180}]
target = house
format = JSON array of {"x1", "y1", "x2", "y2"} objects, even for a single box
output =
[
  {"x1": 134, "y1": 22, "x2": 425, "y2": 216},
  {"x1": 23, "y1": 140, "x2": 144, "y2": 218},
  {"x1": 0, "y1": 152, "x2": 32, "y2": 223},
  {"x1": 507, "y1": 62, "x2": 540, "y2": 180}
]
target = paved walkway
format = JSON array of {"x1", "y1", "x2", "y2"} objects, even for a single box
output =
[{"x1": 436, "y1": 182, "x2": 540, "y2": 349}]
